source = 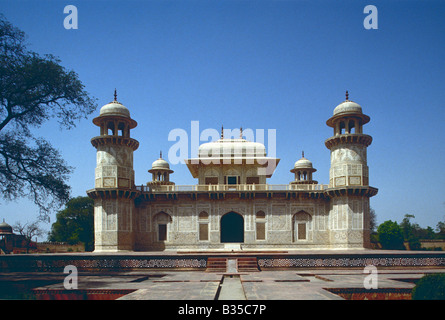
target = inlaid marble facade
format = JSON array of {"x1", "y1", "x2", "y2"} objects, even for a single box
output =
[{"x1": 87, "y1": 92, "x2": 378, "y2": 252}]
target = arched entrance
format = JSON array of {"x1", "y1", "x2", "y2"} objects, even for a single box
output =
[
  {"x1": 153, "y1": 211, "x2": 172, "y2": 242},
  {"x1": 220, "y1": 212, "x2": 244, "y2": 243}
]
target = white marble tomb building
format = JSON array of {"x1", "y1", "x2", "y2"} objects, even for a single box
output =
[{"x1": 87, "y1": 92, "x2": 378, "y2": 252}]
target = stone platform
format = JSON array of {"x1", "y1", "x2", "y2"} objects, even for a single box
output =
[
  {"x1": 2, "y1": 267, "x2": 445, "y2": 301},
  {"x1": 1, "y1": 249, "x2": 444, "y2": 272},
  {"x1": 1, "y1": 250, "x2": 444, "y2": 301}
]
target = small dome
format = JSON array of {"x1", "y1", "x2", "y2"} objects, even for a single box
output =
[
  {"x1": 294, "y1": 156, "x2": 313, "y2": 169},
  {"x1": 151, "y1": 158, "x2": 170, "y2": 170},
  {"x1": 291, "y1": 153, "x2": 317, "y2": 176},
  {"x1": 333, "y1": 100, "x2": 362, "y2": 116},
  {"x1": 0, "y1": 220, "x2": 13, "y2": 234},
  {"x1": 148, "y1": 152, "x2": 174, "y2": 175},
  {"x1": 326, "y1": 91, "x2": 370, "y2": 128},
  {"x1": 99, "y1": 101, "x2": 131, "y2": 118}
]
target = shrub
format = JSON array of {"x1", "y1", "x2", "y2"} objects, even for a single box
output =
[
  {"x1": 377, "y1": 220, "x2": 405, "y2": 250},
  {"x1": 407, "y1": 236, "x2": 421, "y2": 251},
  {"x1": 412, "y1": 274, "x2": 445, "y2": 300}
]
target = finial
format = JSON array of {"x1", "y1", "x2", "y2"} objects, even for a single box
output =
[
  {"x1": 114, "y1": 89, "x2": 117, "y2": 101},
  {"x1": 160, "y1": 150, "x2": 162, "y2": 159},
  {"x1": 240, "y1": 127, "x2": 243, "y2": 139},
  {"x1": 221, "y1": 125, "x2": 224, "y2": 139},
  {"x1": 345, "y1": 90, "x2": 349, "y2": 101},
  {"x1": 302, "y1": 150, "x2": 304, "y2": 158}
]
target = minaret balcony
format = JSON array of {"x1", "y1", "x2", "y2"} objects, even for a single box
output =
[
  {"x1": 91, "y1": 135, "x2": 139, "y2": 150},
  {"x1": 86, "y1": 188, "x2": 140, "y2": 200},
  {"x1": 325, "y1": 133, "x2": 372, "y2": 149}
]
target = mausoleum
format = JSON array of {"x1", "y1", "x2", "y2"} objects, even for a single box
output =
[{"x1": 87, "y1": 91, "x2": 378, "y2": 252}]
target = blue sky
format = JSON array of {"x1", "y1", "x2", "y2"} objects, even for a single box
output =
[{"x1": 1, "y1": 0, "x2": 445, "y2": 239}]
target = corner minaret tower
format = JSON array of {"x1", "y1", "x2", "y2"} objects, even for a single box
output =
[
  {"x1": 325, "y1": 91, "x2": 378, "y2": 248},
  {"x1": 87, "y1": 91, "x2": 140, "y2": 252},
  {"x1": 325, "y1": 91, "x2": 372, "y2": 188}
]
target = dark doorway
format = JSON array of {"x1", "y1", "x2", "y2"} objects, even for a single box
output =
[
  {"x1": 158, "y1": 224, "x2": 167, "y2": 241},
  {"x1": 227, "y1": 176, "x2": 237, "y2": 185},
  {"x1": 220, "y1": 212, "x2": 244, "y2": 243}
]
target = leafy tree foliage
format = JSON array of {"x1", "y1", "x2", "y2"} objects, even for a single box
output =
[
  {"x1": 0, "y1": 15, "x2": 97, "y2": 218},
  {"x1": 369, "y1": 207, "x2": 377, "y2": 232},
  {"x1": 399, "y1": 214, "x2": 441, "y2": 250},
  {"x1": 412, "y1": 274, "x2": 445, "y2": 300},
  {"x1": 377, "y1": 220, "x2": 405, "y2": 250},
  {"x1": 48, "y1": 196, "x2": 94, "y2": 251},
  {"x1": 436, "y1": 220, "x2": 445, "y2": 239},
  {"x1": 400, "y1": 214, "x2": 421, "y2": 250}
]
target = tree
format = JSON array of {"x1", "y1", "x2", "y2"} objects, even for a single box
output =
[
  {"x1": 437, "y1": 221, "x2": 445, "y2": 239},
  {"x1": 13, "y1": 220, "x2": 44, "y2": 253},
  {"x1": 377, "y1": 220, "x2": 405, "y2": 250},
  {"x1": 400, "y1": 214, "x2": 421, "y2": 250},
  {"x1": 412, "y1": 274, "x2": 445, "y2": 300},
  {"x1": 369, "y1": 208, "x2": 380, "y2": 246},
  {"x1": 419, "y1": 226, "x2": 436, "y2": 240},
  {"x1": 48, "y1": 196, "x2": 94, "y2": 251},
  {"x1": 400, "y1": 214, "x2": 415, "y2": 239},
  {"x1": 369, "y1": 207, "x2": 377, "y2": 233},
  {"x1": 0, "y1": 15, "x2": 97, "y2": 219}
]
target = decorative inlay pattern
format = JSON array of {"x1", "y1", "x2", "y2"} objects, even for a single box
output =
[
  {"x1": 2, "y1": 253, "x2": 444, "y2": 272},
  {"x1": 0, "y1": 256, "x2": 207, "y2": 271},
  {"x1": 258, "y1": 255, "x2": 445, "y2": 268}
]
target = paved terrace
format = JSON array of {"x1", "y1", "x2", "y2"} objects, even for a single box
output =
[
  {"x1": 0, "y1": 250, "x2": 444, "y2": 300},
  {"x1": 2, "y1": 268, "x2": 444, "y2": 300}
]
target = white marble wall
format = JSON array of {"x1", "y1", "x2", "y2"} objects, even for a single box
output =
[
  {"x1": 95, "y1": 144, "x2": 135, "y2": 189},
  {"x1": 131, "y1": 196, "x2": 370, "y2": 251},
  {"x1": 329, "y1": 143, "x2": 369, "y2": 187},
  {"x1": 94, "y1": 197, "x2": 135, "y2": 252}
]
